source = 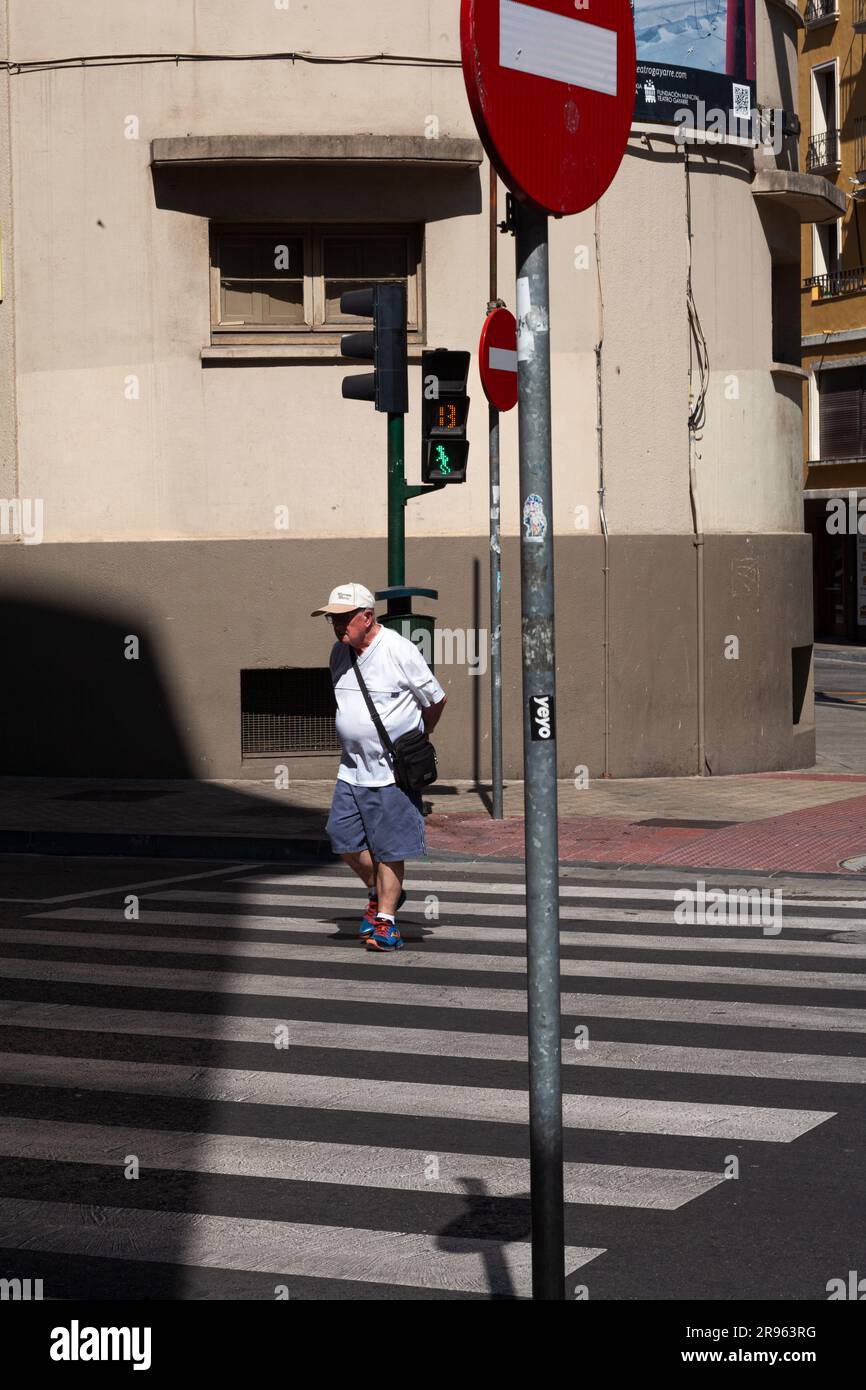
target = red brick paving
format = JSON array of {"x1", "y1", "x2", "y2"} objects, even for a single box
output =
[
  {"x1": 656, "y1": 793, "x2": 866, "y2": 875},
  {"x1": 425, "y1": 794, "x2": 866, "y2": 875},
  {"x1": 426, "y1": 815, "x2": 716, "y2": 866},
  {"x1": 747, "y1": 772, "x2": 866, "y2": 784}
]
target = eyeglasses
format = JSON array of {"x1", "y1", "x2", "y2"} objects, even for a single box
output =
[{"x1": 328, "y1": 609, "x2": 363, "y2": 624}]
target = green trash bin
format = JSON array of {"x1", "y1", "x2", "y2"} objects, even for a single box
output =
[
  {"x1": 379, "y1": 612, "x2": 436, "y2": 670},
  {"x1": 376, "y1": 587, "x2": 438, "y2": 672}
]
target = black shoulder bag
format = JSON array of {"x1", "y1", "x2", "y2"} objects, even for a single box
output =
[{"x1": 348, "y1": 647, "x2": 438, "y2": 792}]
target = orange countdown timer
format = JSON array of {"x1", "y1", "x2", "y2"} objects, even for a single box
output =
[{"x1": 436, "y1": 403, "x2": 458, "y2": 430}]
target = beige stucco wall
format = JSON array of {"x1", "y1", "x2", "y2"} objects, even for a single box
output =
[
  {"x1": 0, "y1": 5, "x2": 17, "y2": 502},
  {"x1": 0, "y1": 2, "x2": 818, "y2": 780},
  {"x1": 5, "y1": 0, "x2": 808, "y2": 546}
]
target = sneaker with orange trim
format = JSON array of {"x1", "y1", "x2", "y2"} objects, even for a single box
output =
[
  {"x1": 364, "y1": 916, "x2": 404, "y2": 951},
  {"x1": 359, "y1": 889, "x2": 406, "y2": 938}
]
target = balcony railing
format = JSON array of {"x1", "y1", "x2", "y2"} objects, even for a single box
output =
[
  {"x1": 856, "y1": 0, "x2": 866, "y2": 32},
  {"x1": 806, "y1": 128, "x2": 840, "y2": 172},
  {"x1": 804, "y1": 0, "x2": 838, "y2": 22},
  {"x1": 856, "y1": 116, "x2": 866, "y2": 178},
  {"x1": 804, "y1": 266, "x2": 866, "y2": 298}
]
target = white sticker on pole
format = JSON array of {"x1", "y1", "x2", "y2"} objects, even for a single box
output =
[
  {"x1": 499, "y1": 0, "x2": 618, "y2": 98},
  {"x1": 516, "y1": 276, "x2": 533, "y2": 362}
]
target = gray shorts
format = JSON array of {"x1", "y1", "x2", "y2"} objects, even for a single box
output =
[{"x1": 326, "y1": 778, "x2": 427, "y2": 863}]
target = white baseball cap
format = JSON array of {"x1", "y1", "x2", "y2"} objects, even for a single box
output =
[{"x1": 310, "y1": 582, "x2": 376, "y2": 617}]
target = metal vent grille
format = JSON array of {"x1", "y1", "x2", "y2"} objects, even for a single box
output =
[{"x1": 241, "y1": 668, "x2": 338, "y2": 755}]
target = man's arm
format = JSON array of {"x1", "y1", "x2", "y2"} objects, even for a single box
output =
[{"x1": 421, "y1": 695, "x2": 447, "y2": 734}]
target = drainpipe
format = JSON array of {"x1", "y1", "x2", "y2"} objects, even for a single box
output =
[
  {"x1": 689, "y1": 434, "x2": 707, "y2": 776},
  {"x1": 685, "y1": 150, "x2": 708, "y2": 775},
  {"x1": 594, "y1": 202, "x2": 611, "y2": 778}
]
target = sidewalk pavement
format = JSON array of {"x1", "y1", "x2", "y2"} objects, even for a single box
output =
[
  {"x1": 3, "y1": 770, "x2": 866, "y2": 877},
  {"x1": 816, "y1": 642, "x2": 866, "y2": 662}
]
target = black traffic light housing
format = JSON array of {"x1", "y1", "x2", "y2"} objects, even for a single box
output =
[
  {"x1": 421, "y1": 349, "x2": 470, "y2": 483},
  {"x1": 340, "y1": 284, "x2": 408, "y2": 414}
]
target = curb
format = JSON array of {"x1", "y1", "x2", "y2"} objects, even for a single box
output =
[
  {"x1": 0, "y1": 830, "x2": 339, "y2": 863},
  {"x1": 424, "y1": 846, "x2": 859, "y2": 879},
  {"x1": 0, "y1": 830, "x2": 859, "y2": 882}
]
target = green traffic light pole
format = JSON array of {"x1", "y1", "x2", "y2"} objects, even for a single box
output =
[
  {"x1": 339, "y1": 284, "x2": 449, "y2": 634},
  {"x1": 384, "y1": 412, "x2": 446, "y2": 628}
]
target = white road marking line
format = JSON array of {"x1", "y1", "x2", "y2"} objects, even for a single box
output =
[
  {"x1": 136, "y1": 888, "x2": 864, "y2": 933},
  {"x1": 0, "y1": 1052, "x2": 834, "y2": 1141},
  {"x1": 3, "y1": 1000, "x2": 862, "y2": 1084},
  {"x1": 0, "y1": 1118, "x2": 724, "y2": 1210},
  {"x1": 0, "y1": 1197, "x2": 601, "y2": 1294},
  {"x1": 39, "y1": 862, "x2": 267, "y2": 905},
  {"x1": 1, "y1": 957, "x2": 864, "y2": 1032},
  {"x1": 11, "y1": 925, "x2": 866, "y2": 993},
  {"x1": 34, "y1": 905, "x2": 866, "y2": 957}
]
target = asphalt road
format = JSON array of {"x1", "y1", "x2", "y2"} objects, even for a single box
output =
[
  {"x1": 0, "y1": 851, "x2": 864, "y2": 1302},
  {"x1": 814, "y1": 651, "x2": 866, "y2": 773}
]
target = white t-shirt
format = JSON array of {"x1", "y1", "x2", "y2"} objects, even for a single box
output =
[{"x1": 330, "y1": 625, "x2": 446, "y2": 786}]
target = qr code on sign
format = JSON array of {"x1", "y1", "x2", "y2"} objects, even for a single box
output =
[{"x1": 732, "y1": 84, "x2": 751, "y2": 119}]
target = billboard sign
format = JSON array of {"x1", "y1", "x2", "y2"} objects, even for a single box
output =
[{"x1": 632, "y1": 0, "x2": 756, "y2": 129}]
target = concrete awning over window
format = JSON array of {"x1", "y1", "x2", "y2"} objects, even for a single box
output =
[
  {"x1": 151, "y1": 134, "x2": 484, "y2": 168},
  {"x1": 751, "y1": 170, "x2": 846, "y2": 224}
]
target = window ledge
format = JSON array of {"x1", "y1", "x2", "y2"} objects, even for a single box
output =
[
  {"x1": 770, "y1": 361, "x2": 808, "y2": 378},
  {"x1": 202, "y1": 344, "x2": 427, "y2": 362},
  {"x1": 806, "y1": 456, "x2": 866, "y2": 468},
  {"x1": 153, "y1": 134, "x2": 483, "y2": 167}
]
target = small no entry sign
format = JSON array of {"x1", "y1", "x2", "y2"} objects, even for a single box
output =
[
  {"x1": 479, "y1": 307, "x2": 518, "y2": 411},
  {"x1": 461, "y1": 0, "x2": 637, "y2": 216}
]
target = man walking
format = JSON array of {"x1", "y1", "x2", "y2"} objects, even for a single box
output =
[{"x1": 311, "y1": 582, "x2": 447, "y2": 952}]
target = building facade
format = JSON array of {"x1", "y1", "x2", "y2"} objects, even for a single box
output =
[
  {"x1": 800, "y1": 0, "x2": 866, "y2": 640},
  {"x1": 0, "y1": 1, "x2": 836, "y2": 781}
]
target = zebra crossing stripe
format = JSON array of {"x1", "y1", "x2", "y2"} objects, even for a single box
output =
[
  {"x1": 235, "y1": 873, "x2": 866, "y2": 913},
  {"x1": 0, "y1": 1119, "x2": 725, "y2": 1210},
  {"x1": 1, "y1": 956, "x2": 865, "y2": 1032},
  {"x1": 569, "y1": 1039, "x2": 866, "y2": 1083},
  {"x1": 0, "y1": 1052, "x2": 834, "y2": 1140},
  {"x1": 231, "y1": 875, "x2": 697, "y2": 901},
  {"x1": 3, "y1": 864, "x2": 860, "y2": 1299},
  {"x1": 1, "y1": 1000, "x2": 862, "y2": 1084},
  {"x1": 0, "y1": 1196, "x2": 601, "y2": 1295},
  {"x1": 34, "y1": 905, "x2": 866, "y2": 959},
  {"x1": 4, "y1": 999, "x2": 866, "y2": 1080},
  {"x1": 10, "y1": 925, "x2": 866, "y2": 993},
  {"x1": 135, "y1": 889, "x2": 866, "y2": 933}
]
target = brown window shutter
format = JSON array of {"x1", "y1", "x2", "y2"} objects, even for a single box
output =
[{"x1": 819, "y1": 367, "x2": 864, "y2": 459}]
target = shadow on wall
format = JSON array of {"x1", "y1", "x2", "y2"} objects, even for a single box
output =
[
  {"x1": 0, "y1": 594, "x2": 192, "y2": 776},
  {"x1": 0, "y1": 589, "x2": 523, "y2": 1299},
  {"x1": 150, "y1": 162, "x2": 483, "y2": 225}
]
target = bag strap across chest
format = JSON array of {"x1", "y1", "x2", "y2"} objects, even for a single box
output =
[{"x1": 348, "y1": 647, "x2": 398, "y2": 763}]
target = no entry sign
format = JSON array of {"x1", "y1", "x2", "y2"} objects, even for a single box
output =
[
  {"x1": 479, "y1": 307, "x2": 518, "y2": 411},
  {"x1": 461, "y1": 0, "x2": 636, "y2": 216}
]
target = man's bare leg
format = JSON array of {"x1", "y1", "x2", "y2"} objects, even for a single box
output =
[
  {"x1": 376, "y1": 859, "x2": 405, "y2": 916},
  {"x1": 341, "y1": 850, "x2": 377, "y2": 892}
]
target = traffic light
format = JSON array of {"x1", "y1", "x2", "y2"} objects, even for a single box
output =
[
  {"x1": 340, "y1": 283, "x2": 408, "y2": 414},
  {"x1": 421, "y1": 349, "x2": 470, "y2": 483}
]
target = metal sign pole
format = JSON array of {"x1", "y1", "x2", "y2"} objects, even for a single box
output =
[
  {"x1": 489, "y1": 400, "x2": 503, "y2": 820},
  {"x1": 488, "y1": 162, "x2": 504, "y2": 821},
  {"x1": 514, "y1": 195, "x2": 564, "y2": 1300}
]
